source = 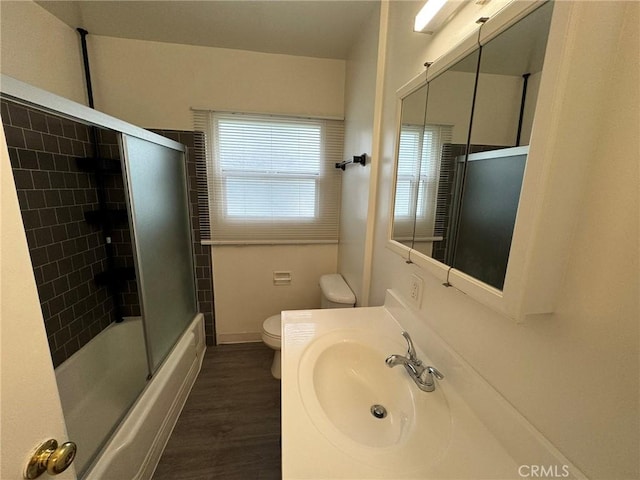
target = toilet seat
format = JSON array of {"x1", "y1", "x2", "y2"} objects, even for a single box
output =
[
  {"x1": 262, "y1": 314, "x2": 281, "y2": 340},
  {"x1": 262, "y1": 314, "x2": 282, "y2": 379}
]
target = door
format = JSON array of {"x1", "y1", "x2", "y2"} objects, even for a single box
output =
[{"x1": 0, "y1": 126, "x2": 77, "y2": 479}]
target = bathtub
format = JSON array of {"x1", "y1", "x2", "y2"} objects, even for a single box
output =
[{"x1": 55, "y1": 314, "x2": 205, "y2": 479}]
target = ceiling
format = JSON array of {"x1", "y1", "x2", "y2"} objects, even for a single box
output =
[{"x1": 36, "y1": 0, "x2": 380, "y2": 60}]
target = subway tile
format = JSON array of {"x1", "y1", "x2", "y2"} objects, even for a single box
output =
[
  {"x1": 34, "y1": 226, "x2": 53, "y2": 247},
  {"x1": 62, "y1": 121, "x2": 77, "y2": 140},
  {"x1": 58, "y1": 259, "x2": 74, "y2": 278},
  {"x1": 63, "y1": 337, "x2": 81, "y2": 360},
  {"x1": 46, "y1": 116, "x2": 64, "y2": 136},
  {"x1": 71, "y1": 253, "x2": 86, "y2": 272},
  {"x1": 52, "y1": 276, "x2": 70, "y2": 297},
  {"x1": 46, "y1": 242, "x2": 64, "y2": 262},
  {"x1": 59, "y1": 189, "x2": 74, "y2": 206},
  {"x1": 37, "y1": 281, "x2": 56, "y2": 302},
  {"x1": 58, "y1": 137, "x2": 73, "y2": 155},
  {"x1": 50, "y1": 347, "x2": 66, "y2": 368},
  {"x1": 1, "y1": 101, "x2": 10, "y2": 121},
  {"x1": 30, "y1": 246, "x2": 49, "y2": 267},
  {"x1": 61, "y1": 238, "x2": 77, "y2": 257},
  {"x1": 76, "y1": 125, "x2": 90, "y2": 142},
  {"x1": 54, "y1": 326, "x2": 71, "y2": 348},
  {"x1": 4, "y1": 125, "x2": 26, "y2": 148},
  {"x1": 22, "y1": 210, "x2": 42, "y2": 229},
  {"x1": 24, "y1": 130, "x2": 44, "y2": 151},
  {"x1": 64, "y1": 222, "x2": 80, "y2": 239},
  {"x1": 49, "y1": 294, "x2": 66, "y2": 316},
  {"x1": 73, "y1": 190, "x2": 87, "y2": 204},
  {"x1": 42, "y1": 134, "x2": 60, "y2": 154},
  {"x1": 17, "y1": 148, "x2": 39, "y2": 169},
  {"x1": 51, "y1": 224, "x2": 68, "y2": 242},
  {"x1": 69, "y1": 206, "x2": 84, "y2": 222},
  {"x1": 64, "y1": 172, "x2": 79, "y2": 189},
  {"x1": 75, "y1": 236, "x2": 89, "y2": 253},
  {"x1": 54, "y1": 154, "x2": 70, "y2": 172},
  {"x1": 37, "y1": 151, "x2": 56, "y2": 170},
  {"x1": 77, "y1": 173, "x2": 91, "y2": 189},
  {"x1": 29, "y1": 111, "x2": 48, "y2": 133},
  {"x1": 39, "y1": 208, "x2": 58, "y2": 227},
  {"x1": 44, "y1": 190, "x2": 62, "y2": 208},
  {"x1": 7, "y1": 103, "x2": 31, "y2": 128},
  {"x1": 42, "y1": 262, "x2": 60, "y2": 283},
  {"x1": 68, "y1": 318, "x2": 83, "y2": 337},
  {"x1": 26, "y1": 190, "x2": 46, "y2": 209},
  {"x1": 49, "y1": 171, "x2": 66, "y2": 189},
  {"x1": 31, "y1": 170, "x2": 51, "y2": 189},
  {"x1": 45, "y1": 315, "x2": 62, "y2": 336},
  {"x1": 13, "y1": 169, "x2": 33, "y2": 190},
  {"x1": 8, "y1": 147, "x2": 20, "y2": 168},
  {"x1": 72, "y1": 140, "x2": 85, "y2": 157}
]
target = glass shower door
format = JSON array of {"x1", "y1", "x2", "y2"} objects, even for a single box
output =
[{"x1": 121, "y1": 135, "x2": 198, "y2": 372}]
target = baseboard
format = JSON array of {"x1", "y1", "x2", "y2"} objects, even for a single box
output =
[{"x1": 217, "y1": 332, "x2": 263, "y2": 344}]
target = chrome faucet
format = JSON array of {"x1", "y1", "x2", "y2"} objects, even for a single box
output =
[{"x1": 385, "y1": 331, "x2": 444, "y2": 392}]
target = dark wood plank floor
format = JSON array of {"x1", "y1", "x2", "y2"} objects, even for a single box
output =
[{"x1": 153, "y1": 343, "x2": 281, "y2": 480}]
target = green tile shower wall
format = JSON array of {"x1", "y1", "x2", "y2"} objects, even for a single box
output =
[{"x1": 2, "y1": 100, "x2": 140, "y2": 367}]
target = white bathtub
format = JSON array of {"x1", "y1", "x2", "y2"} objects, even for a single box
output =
[{"x1": 55, "y1": 314, "x2": 205, "y2": 479}]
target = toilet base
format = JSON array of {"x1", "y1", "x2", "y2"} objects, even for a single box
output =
[{"x1": 270, "y1": 350, "x2": 281, "y2": 380}]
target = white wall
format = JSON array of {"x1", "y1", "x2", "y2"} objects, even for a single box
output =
[
  {"x1": 85, "y1": 34, "x2": 347, "y2": 341},
  {"x1": 1, "y1": 2, "x2": 347, "y2": 342},
  {"x1": 89, "y1": 35, "x2": 345, "y2": 131},
  {"x1": 0, "y1": 0, "x2": 86, "y2": 104},
  {"x1": 370, "y1": 2, "x2": 639, "y2": 479},
  {"x1": 337, "y1": 5, "x2": 380, "y2": 306},
  {"x1": 212, "y1": 245, "x2": 338, "y2": 343}
]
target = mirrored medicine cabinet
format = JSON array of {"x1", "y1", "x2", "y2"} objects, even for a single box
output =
[{"x1": 389, "y1": 1, "x2": 557, "y2": 317}]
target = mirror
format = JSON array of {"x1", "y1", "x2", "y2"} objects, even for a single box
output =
[
  {"x1": 413, "y1": 50, "x2": 480, "y2": 259},
  {"x1": 390, "y1": 1, "x2": 554, "y2": 290},
  {"x1": 391, "y1": 83, "x2": 428, "y2": 247}
]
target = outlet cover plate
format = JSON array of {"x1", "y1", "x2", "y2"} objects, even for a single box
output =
[{"x1": 409, "y1": 274, "x2": 423, "y2": 308}]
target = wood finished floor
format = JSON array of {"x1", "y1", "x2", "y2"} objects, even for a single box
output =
[{"x1": 153, "y1": 343, "x2": 281, "y2": 480}]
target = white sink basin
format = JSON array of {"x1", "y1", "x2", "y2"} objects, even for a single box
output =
[
  {"x1": 297, "y1": 328, "x2": 452, "y2": 472},
  {"x1": 311, "y1": 339, "x2": 414, "y2": 447}
]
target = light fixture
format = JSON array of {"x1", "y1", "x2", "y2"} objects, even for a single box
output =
[{"x1": 414, "y1": 0, "x2": 467, "y2": 34}]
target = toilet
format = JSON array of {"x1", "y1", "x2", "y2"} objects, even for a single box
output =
[{"x1": 262, "y1": 273, "x2": 356, "y2": 379}]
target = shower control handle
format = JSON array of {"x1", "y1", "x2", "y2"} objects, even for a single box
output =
[{"x1": 24, "y1": 439, "x2": 77, "y2": 479}]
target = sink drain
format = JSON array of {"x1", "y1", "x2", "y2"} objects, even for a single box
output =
[{"x1": 370, "y1": 404, "x2": 387, "y2": 419}]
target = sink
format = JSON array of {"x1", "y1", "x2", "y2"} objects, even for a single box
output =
[
  {"x1": 311, "y1": 340, "x2": 415, "y2": 448},
  {"x1": 297, "y1": 328, "x2": 452, "y2": 472}
]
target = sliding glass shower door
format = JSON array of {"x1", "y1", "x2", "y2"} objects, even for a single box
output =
[{"x1": 122, "y1": 135, "x2": 198, "y2": 372}]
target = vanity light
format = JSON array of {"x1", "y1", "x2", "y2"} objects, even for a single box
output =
[{"x1": 414, "y1": 0, "x2": 465, "y2": 34}]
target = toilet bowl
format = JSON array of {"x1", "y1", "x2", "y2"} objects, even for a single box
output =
[
  {"x1": 262, "y1": 314, "x2": 282, "y2": 379},
  {"x1": 262, "y1": 273, "x2": 356, "y2": 380}
]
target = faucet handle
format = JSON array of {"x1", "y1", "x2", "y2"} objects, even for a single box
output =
[
  {"x1": 427, "y1": 366, "x2": 444, "y2": 380},
  {"x1": 401, "y1": 331, "x2": 419, "y2": 363}
]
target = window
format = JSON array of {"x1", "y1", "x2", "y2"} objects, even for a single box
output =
[
  {"x1": 394, "y1": 124, "x2": 451, "y2": 239},
  {"x1": 193, "y1": 111, "x2": 343, "y2": 244}
]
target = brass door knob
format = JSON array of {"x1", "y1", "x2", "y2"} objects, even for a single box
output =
[{"x1": 24, "y1": 439, "x2": 77, "y2": 479}]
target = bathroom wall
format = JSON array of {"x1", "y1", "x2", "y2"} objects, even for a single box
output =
[
  {"x1": 0, "y1": 0, "x2": 86, "y2": 104},
  {"x1": 337, "y1": 4, "x2": 380, "y2": 306},
  {"x1": 1, "y1": 1, "x2": 347, "y2": 343},
  {"x1": 83, "y1": 33, "x2": 346, "y2": 341},
  {"x1": 369, "y1": 2, "x2": 639, "y2": 479}
]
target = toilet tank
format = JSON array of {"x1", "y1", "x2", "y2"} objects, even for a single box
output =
[{"x1": 319, "y1": 274, "x2": 356, "y2": 308}]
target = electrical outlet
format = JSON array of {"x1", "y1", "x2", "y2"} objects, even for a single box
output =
[{"x1": 409, "y1": 274, "x2": 423, "y2": 308}]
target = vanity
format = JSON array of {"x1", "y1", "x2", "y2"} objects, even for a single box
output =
[{"x1": 281, "y1": 291, "x2": 581, "y2": 479}]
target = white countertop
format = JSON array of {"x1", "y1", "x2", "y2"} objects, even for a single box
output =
[{"x1": 281, "y1": 299, "x2": 521, "y2": 479}]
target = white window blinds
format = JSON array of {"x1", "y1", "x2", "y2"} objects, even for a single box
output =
[
  {"x1": 193, "y1": 110, "x2": 343, "y2": 244},
  {"x1": 394, "y1": 124, "x2": 452, "y2": 240}
]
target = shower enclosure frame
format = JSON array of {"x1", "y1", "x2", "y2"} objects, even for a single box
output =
[{"x1": 1, "y1": 74, "x2": 204, "y2": 479}]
